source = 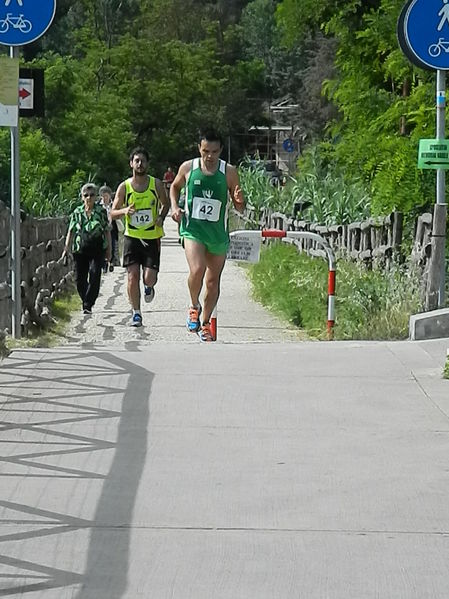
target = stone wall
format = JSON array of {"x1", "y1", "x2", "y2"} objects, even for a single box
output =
[{"x1": 0, "y1": 201, "x2": 74, "y2": 347}]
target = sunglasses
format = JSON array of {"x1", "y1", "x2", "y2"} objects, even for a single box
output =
[{"x1": 83, "y1": 192, "x2": 96, "y2": 198}]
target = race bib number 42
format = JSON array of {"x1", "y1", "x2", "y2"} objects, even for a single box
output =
[
  {"x1": 191, "y1": 197, "x2": 221, "y2": 222},
  {"x1": 130, "y1": 209, "x2": 153, "y2": 228}
]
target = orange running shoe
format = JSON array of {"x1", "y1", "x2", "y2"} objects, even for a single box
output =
[
  {"x1": 186, "y1": 305, "x2": 201, "y2": 332},
  {"x1": 199, "y1": 322, "x2": 214, "y2": 342}
]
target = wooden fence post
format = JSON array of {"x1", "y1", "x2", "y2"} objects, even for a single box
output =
[{"x1": 426, "y1": 203, "x2": 447, "y2": 311}]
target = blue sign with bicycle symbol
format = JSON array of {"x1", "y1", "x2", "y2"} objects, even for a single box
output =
[
  {"x1": 0, "y1": 0, "x2": 56, "y2": 46},
  {"x1": 400, "y1": 0, "x2": 449, "y2": 70}
]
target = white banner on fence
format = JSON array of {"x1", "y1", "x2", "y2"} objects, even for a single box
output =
[{"x1": 227, "y1": 233, "x2": 261, "y2": 263}]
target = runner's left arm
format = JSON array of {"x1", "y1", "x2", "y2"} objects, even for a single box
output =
[
  {"x1": 155, "y1": 178, "x2": 169, "y2": 228},
  {"x1": 170, "y1": 161, "x2": 190, "y2": 223},
  {"x1": 227, "y1": 165, "x2": 245, "y2": 213}
]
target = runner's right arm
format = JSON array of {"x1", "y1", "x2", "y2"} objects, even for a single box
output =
[{"x1": 110, "y1": 182, "x2": 136, "y2": 219}]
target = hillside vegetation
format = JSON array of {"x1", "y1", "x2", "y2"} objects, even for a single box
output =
[{"x1": 0, "y1": 0, "x2": 438, "y2": 223}]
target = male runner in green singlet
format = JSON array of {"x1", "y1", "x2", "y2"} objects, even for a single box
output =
[
  {"x1": 170, "y1": 129, "x2": 245, "y2": 342},
  {"x1": 111, "y1": 147, "x2": 169, "y2": 327}
]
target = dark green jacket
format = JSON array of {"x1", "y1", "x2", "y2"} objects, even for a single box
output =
[{"x1": 68, "y1": 203, "x2": 109, "y2": 253}]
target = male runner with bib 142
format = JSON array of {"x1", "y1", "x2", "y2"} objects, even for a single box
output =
[
  {"x1": 170, "y1": 129, "x2": 245, "y2": 342},
  {"x1": 111, "y1": 147, "x2": 169, "y2": 327}
]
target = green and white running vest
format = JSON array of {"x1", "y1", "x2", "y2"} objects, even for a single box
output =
[
  {"x1": 180, "y1": 158, "x2": 229, "y2": 247},
  {"x1": 124, "y1": 177, "x2": 164, "y2": 240}
]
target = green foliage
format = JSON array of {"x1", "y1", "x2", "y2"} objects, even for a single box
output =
[
  {"x1": 0, "y1": 129, "x2": 11, "y2": 205},
  {"x1": 238, "y1": 158, "x2": 284, "y2": 222},
  {"x1": 249, "y1": 242, "x2": 421, "y2": 339},
  {"x1": 240, "y1": 0, "x2": 306, "y2": 97},
  {"x1": 311, "y1": 131, "x2": 435, "y2": 216},
  {"x1": 249, "y1": 242, "x2": 326, "y2": 330},
  {"x1": 335, "y1": 260, "x2": 421, "y2": 340},
  {"x1": 241, "y1": 0, "x2": 278, "y2": 64},
  {"x1": 0, "y1": 1, "x2": 267, "y2": 216},
  {"x1": 369, "y1": 137, "x2": 434, "y2": 214},
  {"x1": 275, "y1": 0, "x2": 442, "y2": 217},
  {"x1": 291, "y1": 147, "x2": 371, "y2": 223},
  {"x1": 291, "y1": 172, "x2": 370, "y2": 225},
  {"x1": 275, "y1": 0, "x2": 328, "y2": 45},
  {"x1": 0, "y1": 0, "x2": 444, "y2": 223},
  {"x1": 239, "y1": 150, "x2": 371, "y2": 225}
]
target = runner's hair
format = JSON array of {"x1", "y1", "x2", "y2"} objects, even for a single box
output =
[
  {"x1": 198, "y1": 128, "x2": 223, "y2": 147},
  {"x1": 129, "y1": 147, "x2": 149, "y2": 162}
]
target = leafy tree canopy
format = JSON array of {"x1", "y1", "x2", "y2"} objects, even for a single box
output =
[{"x1": 0, "y1": 0, "x2": 442, "y2": 220}]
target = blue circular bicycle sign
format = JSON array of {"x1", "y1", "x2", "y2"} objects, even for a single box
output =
[
  {"x1": 400, "y1": 0, "x2": 449, "y2": 70},
  {"x1": 282, "y1": 138, "x2": 295, "y2": 153},
  {"x1": 0, "y1": 0, "x2": 56, "y2": 46}
]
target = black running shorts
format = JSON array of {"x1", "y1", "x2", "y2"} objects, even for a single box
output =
[{"x1": 122, "y1": 236, "x2": 161, "y2": 270}]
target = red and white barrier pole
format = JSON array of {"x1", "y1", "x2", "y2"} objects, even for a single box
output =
[
  {"x1": 327, "y1": 269, "x2": 336, "y2": 339},
  {"x1": 261, "y1": 229, "x2": 287, "y2": 238},
  {"x1": 210, "y1": 304, "x2": 217, "y2": 341}
]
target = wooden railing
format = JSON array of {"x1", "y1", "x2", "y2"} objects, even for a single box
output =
[{"x1": 232, "y1": 206, "x2": 435, "y2": 303}]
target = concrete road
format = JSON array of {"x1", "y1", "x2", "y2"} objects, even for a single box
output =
[
  {"x1": 0, "y1": 220, "x2": 448, "y2": 598},
  {"x1": 63, "y1": 219, "x2": 303, "y2": 345}
]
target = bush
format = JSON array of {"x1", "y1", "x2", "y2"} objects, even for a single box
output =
[{"x1": 248, "y1": 242, "x2": 421, "y2": 340}]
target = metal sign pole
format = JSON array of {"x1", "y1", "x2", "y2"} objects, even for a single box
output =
[
  {"x1": 0, "y1": 1, "x2": 56, "y2": 338},
  {"x1": 436, "y1": 69, "x2": 447, "y2": 306},
  {"x1": 10, "y1": 46, "x2": 21, "y2": 339},
  {"x1": 398, "y1": 1, "x2": 449, "y2": 309}
]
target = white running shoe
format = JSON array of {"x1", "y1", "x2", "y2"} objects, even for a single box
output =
[
  {"x1": 144, "y1": 286, "x2": 155, "y2": 304},
  {"x1": 131, "y1": 313, "x2": 142, "y2": 327}
]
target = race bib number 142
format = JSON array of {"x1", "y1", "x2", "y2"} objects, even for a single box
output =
[
  {"x1": 191, "y1": 197, "x2": 221, "y2": 222},
  {"x1": 130, "y1": 209, "x2": 153, "y2": 228}
]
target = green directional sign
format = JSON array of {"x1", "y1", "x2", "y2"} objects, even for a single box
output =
[{"x1": 418, "y1": 139, "x2": 449, "y2": 169}]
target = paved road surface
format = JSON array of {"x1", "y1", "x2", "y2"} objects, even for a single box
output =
[
  {"x1": 64, "y1": 219, "x2": 302, "y2": 345},
  {"x1": 0, "y1": 220, "x2": 448, "y2": 598}
]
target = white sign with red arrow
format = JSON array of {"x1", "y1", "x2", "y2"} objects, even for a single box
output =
[{"x1": 18, "y1": 78, "x2": 33, "y2": 109}]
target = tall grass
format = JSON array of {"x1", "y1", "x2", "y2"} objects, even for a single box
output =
[
  {"x1": 249, "y1": 242, "x2": 421, "y2": 340},
  {"x1": 238, "y1": 159, "x2": 283, "y2": 225},
  {"x1": 21, "y1": 170, "x2": 96, "y2": 217},
  {"x1": 22, "y1": 178, "x2": 78, "y2": 217},
  {"x1": 239, "y1": 156, "x2": 371, "y2": 225},
  {"x1": 289, "y1": 171, "x2": 371, "y2": 224}
]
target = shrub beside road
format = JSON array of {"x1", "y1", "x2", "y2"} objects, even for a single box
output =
[{"x1": 249, "y1": 243, "x2": 421, "y2": 340}]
